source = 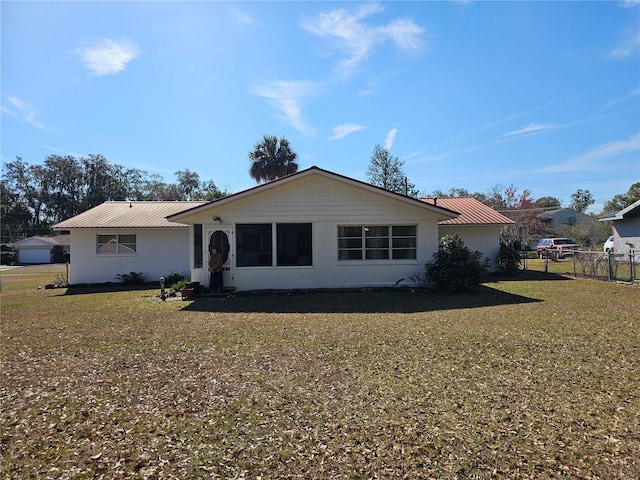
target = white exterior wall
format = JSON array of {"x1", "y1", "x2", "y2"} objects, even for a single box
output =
[
  {"x1": 68, "y1": 228, "x2": 190, "y2": 284},
  {"x1": 439, "y1": 225, "x2": 501, "y2": 271},
  {"x1": 184, "y1": 175, "x2": 444, "y2": 291},
  {"x1": 613, "y1": 217, "x2": 640, "y2": 261}
]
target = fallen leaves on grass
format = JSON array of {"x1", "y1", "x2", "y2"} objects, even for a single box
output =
[{"x1": 1, "y1": 272, "x2": 639, "y2": 478}]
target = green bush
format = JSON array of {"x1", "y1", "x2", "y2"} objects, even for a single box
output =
[
  {"x1": 114, "y1": 272, "x2": 145, "y2": 285},
  {"x1": 496, "y1": 241, "x2": 522, "y2": 276},
  {"x1": 425, "y1": 233, "x2": 489, "y2": 293},
  {"x1": 171, "y1": 279, "x2": 188, "y2": 292},
  {"x1": 1, "y1": 251, "x2": 15, "y2": 265},
  {"x1": 164, "y1": 271, "x2": 187, "y2": 286}
]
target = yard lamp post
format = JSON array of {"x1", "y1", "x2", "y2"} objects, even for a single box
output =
[{"x1": 160, "y1": 276, "x2": 166, "y2": 301}]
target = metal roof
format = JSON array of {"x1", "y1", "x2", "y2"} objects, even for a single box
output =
[
  {"x1": 53, "y1": 201, "x2": 207, "y2": 229},
  {"x1": 11, "y1": 234, "x2": 70, "y2": 247},
  {"x1": 421, "y1": 197, "x2": 514, "y2": 226},
  {"x1": 598, "y1": 199, "x2": 640, "y2": 222}
]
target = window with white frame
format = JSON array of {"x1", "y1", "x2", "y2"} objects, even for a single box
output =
[
  {"x1": 277, "y1": 223, "x2": 312, "y2": 266},
  {"x1": 97, "y1": 234, "x2": 137, "y2": 255},
  {"x1": 236, "y1": 223, "x2": 313, "y2": 267},
  {"x1": 236, "y1": 224, "x2": 272, "y2": 266},
  {"x1": 338, "y1": 225, "x2": 416, "y2": 260}
]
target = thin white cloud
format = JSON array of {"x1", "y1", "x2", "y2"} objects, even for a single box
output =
[
  {"x1": 232, "y1": 8, "x2": 254, "y2": 25},
  {"x1": 76, "y1": 38, "x2": 140, "y2": 76},
  {"x1": 410, "y1": 109, "x2": 639, "y2": 166},
  {"x1": 303, "y1": 2, "x2": 425, "y2": 72},
  {"x1": 604, "y1": 88, "x2": 640, "y2": 108},
  {"x1": 329, "y1": 123, "x2": 365, "y2": 140},
  {"x1": 3, "y1": 95, "x2": 46, "y2": 129},
  {"x1": 610, "y1": 32, "x2": 640, "y2": 58},
  {"x1": 385, "y1": 128, "x2": 398, "y2": 150},
  {"x1": 540, "y1": 134, "x2": 640, "y2": 173},
  {"x1": 619, "y1": 0, "x2": 640, "y2": 8},
  {"x1": 503, "y1": 122, "x2": 557, "y2": 137},
  {"x1": 379, "y1": 18, "x2": 425, "y2": 51},
  {"x1": 251, "y1": 80, "x2": 319, "y2": 134}
]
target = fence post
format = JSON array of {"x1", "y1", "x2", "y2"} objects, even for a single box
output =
[
  {"x1": 544, "y1": 249, "x2": 548, "y2": 273},
  {"x1": 573, "y1": 253, "x2": 576, "y2": 277},
  {"x1": 608, "y1": 251, "x2": 613, "y2": 282},
  {"x1": 630, "y1": 250, "x2": 635, "y2": 282}
]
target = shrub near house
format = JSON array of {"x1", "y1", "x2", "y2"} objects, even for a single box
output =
[{"x1": 425, "y1": 233, "x2": 489, "y2": 293}]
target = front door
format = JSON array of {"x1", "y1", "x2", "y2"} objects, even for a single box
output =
[{"x1": 206, "y1": 227, "x2": 234, "y2": 288}]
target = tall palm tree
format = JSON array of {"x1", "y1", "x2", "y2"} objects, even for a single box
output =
[{"x1": 248, "y1": 135, "x2": 298, "y2": 183}]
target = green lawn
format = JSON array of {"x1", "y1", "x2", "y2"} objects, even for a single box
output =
[{"x1": 1, "y1": 266, "x2": 639, "y2": 478}]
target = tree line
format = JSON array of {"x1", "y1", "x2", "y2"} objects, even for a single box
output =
[
  {"x1": 3, "y1": 134, "x2": 638, "y2": 246},
  {"x1": 1, "y1": 154, "x2": 226, "y2": 241}
]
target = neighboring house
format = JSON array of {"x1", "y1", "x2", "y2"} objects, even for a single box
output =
[
  {"x1": 422, "y1": 198, "x2": 514, "y2": 270},
  {"x1": 537, "y1": 208, "x2": 589, "y2": 234},
  {"x1": 167, "y1": 167, "x2": 459, "y2": 291},
  {"x1": 11, "y1": 235, "x2": 70, "y2": 264},
  {"x1": 53, "y1": 202, "x2": 206, "y2": 284},
  {"x1": 599, "y1": 199, "x2": 640, "y2": 261}
]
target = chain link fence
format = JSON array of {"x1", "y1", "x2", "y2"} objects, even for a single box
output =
[{"x1": 530, "y1": 249, "x2": 638, "y2": 283}]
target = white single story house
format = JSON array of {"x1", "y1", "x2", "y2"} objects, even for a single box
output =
[
  {"x1": 53, "y1": 167, "x2": 514, "y2": 289},
  {"x1": 53, "y1": 202, "x2": 206, "y2": 284},
  {"x1": 11, "y1": 235, "x2": 70, "y2": 264},
  {"x1": 599, "y1": 199, "x2": 640, "y2": 261}
]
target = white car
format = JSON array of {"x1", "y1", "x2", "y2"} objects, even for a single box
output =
[{"x1": 604, "y1": 236, "x2": 614, "y2": 253}]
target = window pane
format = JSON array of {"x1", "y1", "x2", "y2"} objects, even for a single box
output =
[
  {"x1": 338, "y1": 226, "x2": 362, "y2": 237},
  {"x1": 118, "y1": 244, "x2": 136, "y2": 253},
  {"x1": 339, "y1": 238, "x2": 362, "y2": 249},
  {"x1": 118, "y1": 235, "x2": 136, "y2": 253},
  {"x1": 392, "y1": 237, "x2": 416, "y2": 248},
  {"x1": 97, "y1": 235, "x2": 116, "y2": 254},
  {"x1": 392, "y1": 225, "x2": 416, "y2": 236},
  {"x1": 365, "y1": 226, "x2": 388, "y2": 237},
  {"x1": 236, "y1": 224, "x2": 272, "y2": 267},
  {"x1": 366, "y1": 237, "x2": 389, "y2": 249},
  {"x1": 277, "y1": 223, "x2": 312, "y2": 266},
  {"x1": 393, "y1": 249, "x2": 416, "y2": 259},
  {"x1": 366, "y1": 249, "x2": 389, "y2": 260},
  {"x1": 339, "y1": 250, "x2": 362, "y2": 260},
  {"x1": 194, "y1": 224, "x2": 203, "y2": 268}
]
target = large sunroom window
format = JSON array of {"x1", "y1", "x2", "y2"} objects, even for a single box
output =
[
  {"x1": 236, "y1": 223, "x2": 313, "y2": 267},
  {"x1": 277, "y1": 223, "x2": 312, "y2": 266},
  {"x1": 236, "y1": 224, "x2": 272, "y2": 266}
]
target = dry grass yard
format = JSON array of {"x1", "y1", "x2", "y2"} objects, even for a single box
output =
[{"x1": 1, "y1": 265, "x2": 639, "y2": 479}]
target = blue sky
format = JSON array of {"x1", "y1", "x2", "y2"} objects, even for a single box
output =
[{"x1": 2, "y1": 1, "x2": 639, "y2": 213}]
